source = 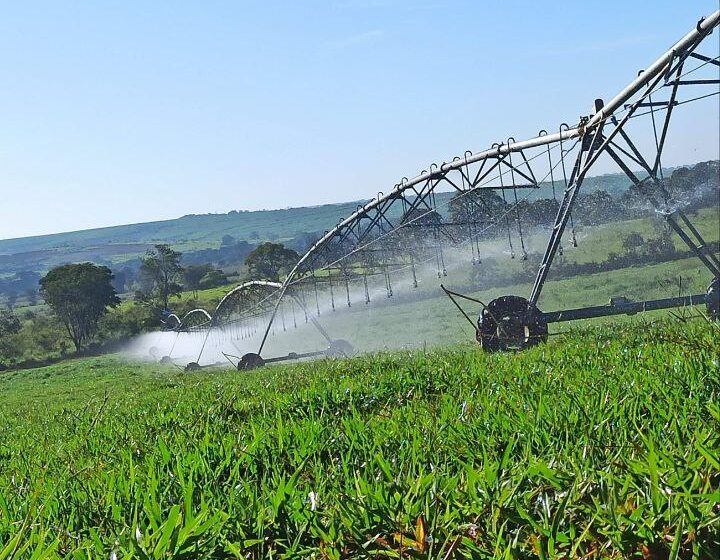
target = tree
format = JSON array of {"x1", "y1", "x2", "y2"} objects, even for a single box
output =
[
  {"x1": 400, "y1": 207, "x2": 443, "y2": 226},
  {"x1": 397, "y1": 208, "x2": 443, "y2": 253},
  {"x1": 575, "y1": 190, "x2": 618, "y2": 225},
  {"x1": 287, "y1": 231, "x2": 322, "y2": 254},
  {"x1": 110, "y1": 265, "x2": 138, "y2": 294},
  {"x1": 199, "y1": 269, "x2": 228, "y2": 289},
  {"x1": 39, "y1": 263, "x2": 120, "y2": 351},
  {"x1": 621, "y1": 232, "x2": 645, "y2": 255},
  {"x1": 24, "y1": 288, "x2": 38, "y2": 306},
  {"x1": 0, "y1": 308, "x2": 23, "y2": 363},
  {"x1": 448, "y1": 189, "x2": 506, "y2": 237},
  {"x1": 0, "y1": 308, "x2": 21, "y2": 337},
  {"x1": 99, "y1": 304, "x2": 155, "y2": 339},
  {"x1": 244, "y1": 242, "x2": 300, "y2": 281},
  {"x1": 136, "y1": 245, "x2": 184, "y2": 311},
  {"x1": 523, "y1": 198, "x2": 559, "y2": 227},
  {"x1": 183, "y1": 264, "x2": 212, "y2": 297},
  {"x1": 645, "y1": 231, "x2": 676, "y2": 260}
]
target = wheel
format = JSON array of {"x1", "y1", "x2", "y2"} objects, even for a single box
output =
[
  {"x1": 184, "y1": 362, "x2": 201, "y2": 372},
  {"x1": 325, "y1": 339, "x2": 354, "y2": 358},
  {"x1": 159, "y1": 355, "x2": 173, "y2": 364},
  {"x1": 238, "y1": 353, "x2": 265, "y2": 371},
  {"x1": 477, "y1": 295, "x2": 548, "y2": 351}
]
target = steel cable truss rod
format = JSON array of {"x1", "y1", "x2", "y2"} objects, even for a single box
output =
[
  {"x1": 165, "y1": 308, "x2": 213, "y2": 331},
  {"x1": 168, "y1": 279, "x2": 287, "y2": 335},
  {"x1": 296, "y1": 9, "x2": 719, "y2": 281},
  {"x1": 256, "y1": 142, "x2": 572, "y2": 354},
  {"x1": 301, "y1": 139, "x2": 578, "y2": 281},
  {"x1": 298, "y1": 147, "x2": 564, "y2": 276},
  {"x1": 187, "y1": 279, "x2": 337, "y2": 364}
]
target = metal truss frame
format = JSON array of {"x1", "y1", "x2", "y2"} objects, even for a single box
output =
[
  {"x1": 177, "y1": 10, "x2": 720, "y2": 366},
  {"x1": 248, "y1": 10, "x2": 720, "y2": 358}
]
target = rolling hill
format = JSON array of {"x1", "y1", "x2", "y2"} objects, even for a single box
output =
[{"x1": 0, "y1": 172, "x2": 639, "y2": 276}]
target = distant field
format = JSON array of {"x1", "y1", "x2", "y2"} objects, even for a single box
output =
[
  {"x1": 0, "y1": 202, "x2": 355, "y2": 255},
  {"x1": 528, "y1": 207, "x2": 718, "y2": 265},
  {"x1": 1, "y1": 319, "x2": 717, "y2": 558},
  {"x1": 0, "y1": 172, "x2": 637, "y2": 255},
  {"x1": 0, "y1": 171, "x2": 642, "y2": 279}
]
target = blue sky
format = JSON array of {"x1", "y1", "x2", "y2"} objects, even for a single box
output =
[{"x1": 1, "y1": 0, "x2": 718, "y2": 239}]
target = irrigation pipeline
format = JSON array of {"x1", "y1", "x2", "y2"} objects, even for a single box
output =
[
  {"x1": 251, "y1": 10, "x2": 719, "y2": 354},
  {"x1": 159, "y1": 10, "x2": 719, "y2": 368}
]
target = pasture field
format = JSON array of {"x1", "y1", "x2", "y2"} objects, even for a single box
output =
[
  {"x1": 232, "y1": 255, "x2": 717, "y2": 361},
  {"x1": 1, "y1": 319, "x2": 718, "y2": 558},
  {"x1": 167, "y1": 206, "x2": 719, "y2": 313}
]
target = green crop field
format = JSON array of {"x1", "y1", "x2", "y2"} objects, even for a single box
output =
[
  {"x1": 1, "y1": 319, "x2": 718, "y2": 559},
  {"x1": 171, "y1": 253, "x2": 716, "y2": 362}
]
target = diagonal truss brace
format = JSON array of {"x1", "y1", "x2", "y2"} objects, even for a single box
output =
[{"x1": 530, "y1": 30, "x2": 720, "y2": 305}]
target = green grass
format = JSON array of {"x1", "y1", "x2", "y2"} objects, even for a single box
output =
[
  {"x1": 1, "y1": 319, "x2": 718, "y2": 558},
  {"x1": 175, "y1": 285, "x2": 236, "y2": 309},
  {"x1": 250, "y1": 255, "x2": 716, "y2": 358},
  {"x1": 549, "y1": 207, "x2": 719, "y2": 265}
]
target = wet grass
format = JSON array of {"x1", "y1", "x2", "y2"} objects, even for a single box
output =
[{"x1": 1, "y1": 319, "x2": 718, "y2": 558}]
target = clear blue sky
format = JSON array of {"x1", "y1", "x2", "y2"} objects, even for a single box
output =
[{"x1": 1, "y1": 0, "x2": 718, "y2": 240}]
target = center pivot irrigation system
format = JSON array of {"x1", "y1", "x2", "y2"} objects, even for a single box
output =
[{"x1": 166, "y1": 11, "x2": 720, "y2": 370}]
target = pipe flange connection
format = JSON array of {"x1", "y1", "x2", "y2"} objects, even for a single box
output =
[
  {"x1": 477, "y1": 296, "x2": 548, "y2": 351},
  {"x1": 707, "y1": 277, "x2": 720, "y2": 321},
  {"x1": 238, "y1": 353, "x2": 266, "y2": 371}
]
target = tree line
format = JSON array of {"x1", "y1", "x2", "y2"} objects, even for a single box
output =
[{"x1": 0, "y1": 241, "x2": 300, "y2": 367}]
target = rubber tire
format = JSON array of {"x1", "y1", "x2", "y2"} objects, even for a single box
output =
[
  {"x1": 477, "y1": 295, "x2": 548, "y2": 352},
  {"x1": 238, "y1": 353, "x2": 266, "y2": 371}
]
